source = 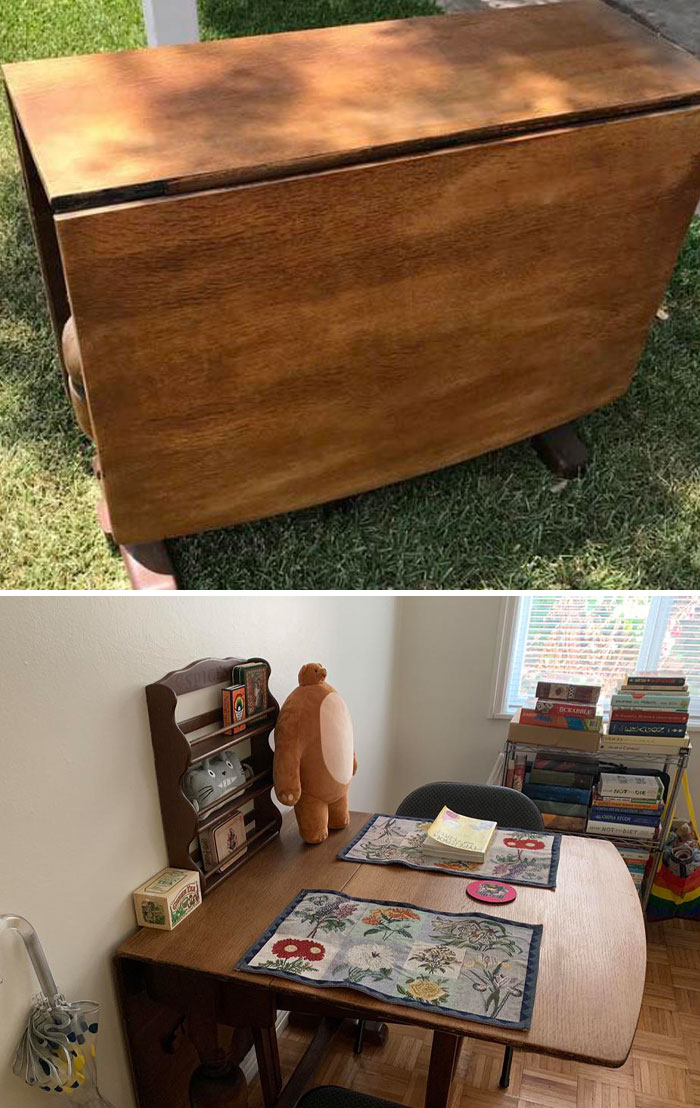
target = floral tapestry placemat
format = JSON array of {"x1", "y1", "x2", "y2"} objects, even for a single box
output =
[
  {"x1": 337, "y1": 815, "x2": 561, "y2": 888},
  {"x1": 237, "y1": 889, "x2": 542, "y2": 1029}
]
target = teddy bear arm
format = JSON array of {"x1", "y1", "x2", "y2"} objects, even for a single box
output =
[{"x1": 273, "y1": 709, "x2": 302, "y2": 807}]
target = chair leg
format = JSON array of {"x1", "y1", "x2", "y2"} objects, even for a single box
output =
[
  {"x1": 354, "y1": 1018, "x2": 365, "y2": 1054},
  {"x1": 499, "y1": 1045, "x2": 513, "y2": 1089}
]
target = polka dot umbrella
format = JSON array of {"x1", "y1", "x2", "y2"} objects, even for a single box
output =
[{"x1": 2, "y1": 915, "x2": 115, "y2": 1105}]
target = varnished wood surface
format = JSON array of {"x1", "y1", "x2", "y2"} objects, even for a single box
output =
[
  {"x1": 117, "y1": 811, "x2": 646, "y2": 1067},
  {"x1": 250, "y1": 917, "x2": 700, "y2": 1108},
  {"x1": 55, "y1": 107, "x2": 700, "y2": 543},
  {"x1": 4, "y1": 2, "x2": 700, "y2": 210}
]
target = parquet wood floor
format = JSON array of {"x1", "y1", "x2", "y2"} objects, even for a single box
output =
[{"x1": 247, "y1": 920, "x2": 700, "y2": 1108}]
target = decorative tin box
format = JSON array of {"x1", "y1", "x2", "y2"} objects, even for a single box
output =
[{"x1": 133, "y1": 867, "x2": 201, "y2": 930}]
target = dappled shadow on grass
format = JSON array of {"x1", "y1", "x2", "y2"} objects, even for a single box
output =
[
  {"x1": 169, "y1": 221, "x2": 700, "y2": 590},
  {"x1": 199, "y1": 0, "x2": 441, "y2": 40}
]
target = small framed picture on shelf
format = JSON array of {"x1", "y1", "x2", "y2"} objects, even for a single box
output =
[
  {"x1": 199, "y1": 809, "x2": 247, "y2": 873},
  {"x1": 222, "y1": 683, "x2": 247, "y2": 736},
  {"x1": 233, "y1": 661, "x2": 268, "y2": 718}
]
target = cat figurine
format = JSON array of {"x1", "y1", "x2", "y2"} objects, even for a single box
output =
[{"x1": 184, "y1": 749, "x2": 250, "y2": 812}]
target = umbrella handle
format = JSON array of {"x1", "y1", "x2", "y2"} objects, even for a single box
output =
[{"x1": 0, "y1": 915, "x2": 60, "y2": 1006}]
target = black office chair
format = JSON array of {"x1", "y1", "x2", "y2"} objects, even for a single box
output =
[
  {"x1": 355, "y1": 781, "x2": 544, "y2": 1090},
  {"x1": 298, "y1": 1088, "x2": 400, "y2": 1108}
]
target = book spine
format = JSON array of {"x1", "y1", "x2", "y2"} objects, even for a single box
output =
[
  {"x1": 222, "y1": 688, "x2": 233, "y2": 736},
  {"x1": 608, "y1": 721, "x2": 686, "y2": 737},
  {"x1": 588, "y1": 808, "x2": 659, "y2": 826},
  {"x1": 535, "y1": 700, "x2": 597, "y2": 718},
  {"x1": 504, "y1": 752, "x2": 515, "y2": 789},
  {"x1": 511, "y1": 753, "x2": 526, "y2": 792},
  {"x1": 626, "y1": 675, "x2": 685, "y2": 687},
  {"x1": 611, "y1": 693, "x2": 690, "y2": 709},
  {"x1": 536, "y1": 682, "x2": 600, "y2": 704},
  {"x1": 524, "y1": 783, "x2": 592, "y2": 804},
  {"x1": 593, "y1": 795, "x2": 662, "y2": 811},
  {"x1": 599, "y1": 785, "x2": 660, "y2": 800},
  {"x1": 586, "y1": 820, "x2": 656, "y2": 840},
  {"x1": 533, "y1": 754, "x2": 599, "y2": 772},
  {"x1": 533, "y1": 799, "x2": 589, "y2": 817},
  {"x1": 610, "y1": 709, "x2": 689, "y2": 723},
  {"x1": 519, "y1": 709, "x2": 601, "y2": 731},
  {"x1": 529, "y1": 769, "x2": 596, "y2": 788}
]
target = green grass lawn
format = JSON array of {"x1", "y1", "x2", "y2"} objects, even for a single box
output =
[{"x1": 1, "y1": 1, "x2": 699, "y2": 589}]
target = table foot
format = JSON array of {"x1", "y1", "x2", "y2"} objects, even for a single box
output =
[
  {"x1": 531, "y1": 421, "x2": 588, "y2": 478},
  {"x1": 498, "y1": 1045, "x2": 513, "y2": 1089},
  {"x1": 189, "y1": 1062, "x2": 247, "y2": 1107},
  {"x1": 120, "y1": 540, "x2": 178, "y2": 590}
]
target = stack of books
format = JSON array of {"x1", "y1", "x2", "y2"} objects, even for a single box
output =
[
  {"x1": 508, "y1": 679, "x2": 603, "y2": 752},
  {"x1": 421, "y1": 806, "x2": 497, "y2": 864},
  {"x1": 600, "y1": 671, "x2": 690, "y2": 756},
  {"x1": 586, "y1": 772, "x2": 664, "y2": 847},
  {"x1": 521, "y1": 751, "x2": 598, "y2": 831},
  {"x1": 615, "y1": 843, "x2": 653, "y2": 894}
]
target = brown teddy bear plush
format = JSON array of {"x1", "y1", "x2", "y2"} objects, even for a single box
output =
[{"x1": 273, "y1": 663, "x2": 356, "y2": 843}]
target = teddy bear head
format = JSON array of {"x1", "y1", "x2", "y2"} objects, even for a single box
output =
[{"x1": 298, "y1": 662, "x2": 327, "y2": 686}]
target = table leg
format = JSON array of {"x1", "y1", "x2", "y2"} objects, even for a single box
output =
[
  {"x1": 425, "y1": 1030, "x2": 462, "y2": 1108},
  {"x1": 531, "y1": 421, "x2": 588, "y2": 478},
  {"x1": 252, "y1": 1025, "x2": 283, "y2": 1108}
]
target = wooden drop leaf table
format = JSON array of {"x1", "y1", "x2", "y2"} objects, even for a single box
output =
[
  {"x1": 4, "y1": 1, "x2": 700, "y2": 585},
  {"x1": 114, "y1": 811, "x2": 646, "y2": 1108}
]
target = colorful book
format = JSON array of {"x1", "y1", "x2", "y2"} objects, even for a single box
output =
[
  {"x1": 618, "y1": 684, "x2": 688, "y2": 695},
  {"x1": 529, "y1": 768, "x2": 597, "y2": 788},
  {"x1": 222, "y1": 683, "x2": 247, "y2": 736},
  {"x1": 540, "y1": 813, "x2": 587, "y2": 832},
  {"x1": 611, "y1": 693, "x2": 690, "y2": 710},
  {"x1": 588, "y1": 808, "x2": 660, "y2": 827},
  {"x1": 592, "y1": 794, "x2": 662, "y2": 811},
  {"x1": 608, "y1": 721, "x2": 687, "y2": 738},
  {"x1": 597, "y1": 773, "x2": 662, "y2": 801},
  {"x1": 504, "y1": 753, "x2": 515, "y2": 789},
  {"x1": 610, "y1": 709, "x2": 689, "y2": 724},
  {"x1": 535, "y1": 700, "x2": 597, "y2": 718},
  {"x1": 532, "y1": 799, "x2": 589, "y2": 817},
  {"x1": 519, "y1": 709, "x2": 602, "y2": 731},
  {"x1": 535, "y1": 681, "x2": 600, "y2": 704},
  {"x1": 625, "y1": 672, "x2": 685, "y2": 687},
  {"x1": 586, "y1": 820, "x2": 656, "y2": 841},
  {"x1": 600, "y1": 737, "x2": 689, "y2": 754},
  {"x1": 524, "y1": 783, "x2": 592, "y2": 805},
  {"x1": 510, "y1": 752, "x2": 526, "y2": 791},
  {"x1": 422, "y1": 807, "x2": 497, "y2": 861}
]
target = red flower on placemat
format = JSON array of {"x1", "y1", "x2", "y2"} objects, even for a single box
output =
[
  {"x1": 272, "y1": 938, "x2": 326, "y2": 961},
  {"x1": 503, "y1": 837, "x2": 545, "y2": 851}
]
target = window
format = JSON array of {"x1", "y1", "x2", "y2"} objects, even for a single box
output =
[{"x1": 493, "y1": 594, "x2": 700, "y2": 724}]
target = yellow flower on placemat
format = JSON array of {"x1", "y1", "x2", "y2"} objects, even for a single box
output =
[{"x1": 406, "y1": 979, "x2": 447, "y2": 1003}]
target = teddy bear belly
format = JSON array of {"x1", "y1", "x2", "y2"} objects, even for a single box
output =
[{"x1": 319, "y1": 691, "x2": 354, "y2": 786}]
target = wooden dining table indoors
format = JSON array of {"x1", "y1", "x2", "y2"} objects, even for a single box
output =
[{"x1": 115, "y1": 811, "x2": 646, "y2": 1108}]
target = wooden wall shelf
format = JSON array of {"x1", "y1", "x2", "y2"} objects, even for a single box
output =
[{"x1": 146, "y1": 656, "x2": 281, "y2": 896}]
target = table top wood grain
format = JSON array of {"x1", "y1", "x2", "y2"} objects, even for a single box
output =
[
  {"x1": 4, "y1": 1, "x2": 700, "y2": 210},
  {"x1": 117, "y1": 811, "x2": 646, "y2": 1067}
]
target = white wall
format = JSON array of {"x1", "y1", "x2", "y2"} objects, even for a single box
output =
[
  {"x1": 388, "y1": 596, "x2": 508, "y2": 809},
  {"x1": 0, "y1": 596, "x2": 398, "y2": 1108}
]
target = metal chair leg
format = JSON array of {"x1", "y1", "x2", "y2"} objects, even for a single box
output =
[
  {"x1": 499, "y1": 1044, "x2": 513, "y2": 1088},
  {"x1": 354, "y1": 1018, "x2": 365, "y2": 1054}
]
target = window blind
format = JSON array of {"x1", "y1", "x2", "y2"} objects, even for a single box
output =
[{"x1": 503, "y1": 594, "x2": 700, "y2": 721}]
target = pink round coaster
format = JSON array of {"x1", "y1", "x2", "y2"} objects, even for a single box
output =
[{"x1": 466, "y1": 880, "x2": 517, "y2": 904}]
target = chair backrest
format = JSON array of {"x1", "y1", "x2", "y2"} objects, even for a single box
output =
[{"x1": 396, "y1": 781, "x2": 544, "y2": 831}]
